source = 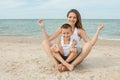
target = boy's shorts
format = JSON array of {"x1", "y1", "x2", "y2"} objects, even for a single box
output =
[{"x1": 56, "y1": 48, "x2": 82, "y2": 64}]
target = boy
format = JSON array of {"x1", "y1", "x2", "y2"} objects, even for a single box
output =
[{"x1": 51, "y1": 23, "x2": 80, "y2": 71}]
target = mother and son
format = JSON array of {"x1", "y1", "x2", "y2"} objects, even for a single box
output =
[{"x1": 38, "y1": 9, "x2": 104, "y2": 72}]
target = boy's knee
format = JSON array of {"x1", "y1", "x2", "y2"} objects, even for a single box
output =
[
  {"x1": 70, "y1": 48, "x2": 78, "y2": 53},
  {"x1": 74, "y1": 48, "x2": 78, "y2": 53}
]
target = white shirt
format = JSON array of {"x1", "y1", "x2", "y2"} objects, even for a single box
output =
[{"x1": 61, "y1": 36, "x2": 72, "y2": 56}]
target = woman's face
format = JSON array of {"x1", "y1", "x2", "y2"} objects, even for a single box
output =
[{"x1": 67, "y1": 12, "x2": 77, "y2": 26}]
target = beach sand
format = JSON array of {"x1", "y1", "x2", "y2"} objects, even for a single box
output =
[{"x1": 0, "y1": 36, "x2": 120, "y2": 80}]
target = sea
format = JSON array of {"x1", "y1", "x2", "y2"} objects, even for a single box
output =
[{"x1": 0, "y1": 19, "x2": 120, "y2": 40}]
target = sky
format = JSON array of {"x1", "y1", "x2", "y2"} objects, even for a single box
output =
[{"x1": 0, "y1": 0, "x2": 120, "y2": 19}]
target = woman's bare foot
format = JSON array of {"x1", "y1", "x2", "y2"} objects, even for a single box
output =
[{"x1": 65, "y1": 63, "x2": 74, "y2": 71}]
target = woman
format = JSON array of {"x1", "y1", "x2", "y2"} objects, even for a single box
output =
[{"x1": 38, "y1": 9, "x2": 104, "y2": 71}]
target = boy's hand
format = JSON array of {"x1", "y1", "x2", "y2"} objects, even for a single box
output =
[
  {"x1": 72, "y1": 40, "x2": 77, "y2": 47},
  {"x1": 51, "y1": 45, "x2": 59, "y2": 53}
]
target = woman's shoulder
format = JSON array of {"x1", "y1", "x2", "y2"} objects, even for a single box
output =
[
  {"x1": 77, "y1": 28, "x2": 86, "y2": 37},
  {"x1": 77, "y1": 28, "x2": 85, "y2": 34}
]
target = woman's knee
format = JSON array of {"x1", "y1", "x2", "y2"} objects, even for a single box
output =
[
  {"x1": 42, "y1": 39, "x2": 51, "y2": 47},
  {"x1": 84, "y1": 42, "x2": 93, "y2": 48},
  {"x1": 82, "y1": 42, "x2": 93, "y2": 53},
  {"x1": 42, "y1": 40, "x2": 46, "y2": 46}
]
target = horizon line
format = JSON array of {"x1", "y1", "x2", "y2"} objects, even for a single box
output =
[{"x1": 0, "y1": 18, "x2": 120, "y2": 20}]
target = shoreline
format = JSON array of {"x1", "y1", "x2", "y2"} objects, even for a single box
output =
[{"x1": 0, "y1": 35, "x2": 120, "y2": 41}]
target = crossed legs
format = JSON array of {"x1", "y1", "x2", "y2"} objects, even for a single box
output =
[
  {"x1": 42, "y1": 39, "x2": 93, "y2": 71},
  {"x1": 51, "y1": 48, "x2": 78, "y2": 71}
]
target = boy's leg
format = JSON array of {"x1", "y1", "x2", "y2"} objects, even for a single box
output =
[
  {"x1": 52, "y1": 51, "x2": 73, "y2": 71},
  {"x1": 66, "y1": 48, "x2": 78, "y2": 63},
  {"x1": 71, "y1": 42, "x2": 92, "y2": 67},
  {"x1": 60, "y1": 48, "x2": 78, "y2": 72}
]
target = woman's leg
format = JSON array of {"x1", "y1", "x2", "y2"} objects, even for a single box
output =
[
  {"x1": 71, "y1": 42, "x2": 92, "y2": 69},
  {"x1": 41, "y1": 28, "x2": 58, "y2": 66},
  {"x1": 42, "y1": 40, "x2": 58, "y2": 66}
]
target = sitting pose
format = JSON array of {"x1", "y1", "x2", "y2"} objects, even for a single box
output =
[{"x1": 38, "y1": 9, "x2": 104, "y2": 72}]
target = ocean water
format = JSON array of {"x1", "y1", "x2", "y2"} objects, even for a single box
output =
[{"x1": 0, "y1": 19, "x2": 120, "y2": 40}]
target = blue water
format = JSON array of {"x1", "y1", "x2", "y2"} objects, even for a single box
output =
[{"x1": 0, "y1": 19, "x2": 120, "y2": 40}]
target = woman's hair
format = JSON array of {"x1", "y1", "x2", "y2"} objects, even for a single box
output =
[
  {"x1": 61, "y1": 23, "x2": 72, "y2": 30},
  {"x1": 67, "y1": 9, "x2": 84, "y2": 30}
]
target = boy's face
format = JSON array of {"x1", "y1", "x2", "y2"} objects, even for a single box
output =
[{"x1": 61, "y1": 28, "x2": 72, "y2": 40}]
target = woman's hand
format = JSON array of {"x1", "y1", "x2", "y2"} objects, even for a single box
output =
[
  {"x1": 98, "y1": 23, "x2": 104, "y2": 30},
  {"x1": 38, "y1": 19, "x2": 44, "y2": 26}
]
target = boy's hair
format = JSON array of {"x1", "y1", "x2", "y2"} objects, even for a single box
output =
[{"x1": 61, "y1": 23, "x2": 72, "y2": 30}]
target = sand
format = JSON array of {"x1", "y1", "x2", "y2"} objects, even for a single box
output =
[{"x1": 0, "y1": 36, "x2": 120, "y2": 80}]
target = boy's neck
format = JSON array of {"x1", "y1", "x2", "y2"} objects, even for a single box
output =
[{"x1": 64, "y1": 38, "x2": 70, "y2": 44}]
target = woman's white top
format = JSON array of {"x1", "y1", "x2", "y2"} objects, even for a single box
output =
[{"x1": 71, "y1": 28, "x2": 81, "y2": 53}]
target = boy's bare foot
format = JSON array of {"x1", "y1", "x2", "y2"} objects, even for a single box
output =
[
  {"x1": 58, "y1": 64, "x2": 63, "y2": 72},
  {"x1": 58, "y1": 63, "x2": 75, "y2": 72},
  {"x1": 61, "y1": 65, "x2": 68, "y2": 72},
  {"x1": 58, "y1": 65, "x2": 68, "y2": 72}
]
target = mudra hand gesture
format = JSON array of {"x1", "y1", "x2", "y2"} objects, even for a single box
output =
[
  {"x1": 38, "y1": 19, "x2": 44, "y2": 26},
  {"x1": 38, "y1": 19, "x2": 45, "y2": 29},
  {"x1": 98, "y1": 23, "x2": 104, "y2": 30}
]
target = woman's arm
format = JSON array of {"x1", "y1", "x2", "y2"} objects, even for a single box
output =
[
  {"x1": 38, "y1": 20, "x2": 49, "y2": 40},
  {"x1": 90, "y1": 23, "x2": 104, "y2": 46},
  {"x1": 78, "y1": 23, "x2": 104, "y2": 46},
  {"x1": 38, "y1": 19, "x2": 61, "y2": 41},
  {"x1": 78, "y1": 29, "x2": 91, "y2": 43},
  {"x1": 49, "y1": 27, "x2": 61, "y2": 41}
]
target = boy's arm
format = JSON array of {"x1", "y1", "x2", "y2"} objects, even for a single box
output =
[{"x1": 57, "y1": 39, "x2": 64, "y2": 55}]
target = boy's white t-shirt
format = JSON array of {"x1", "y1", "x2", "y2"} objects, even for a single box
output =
[{"x1": 61, "y1": 28, "x2": 81, "y2": 56}]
